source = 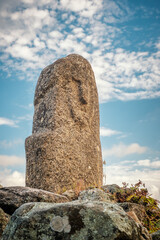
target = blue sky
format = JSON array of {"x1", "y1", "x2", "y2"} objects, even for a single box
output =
[{"x1": 0, "y1": 0, "x2": 160, "y2": 199}]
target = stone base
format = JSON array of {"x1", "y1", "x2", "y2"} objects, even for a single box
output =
[{"x1": 25, "y1": 127, "x2": 103, "y2": 193}]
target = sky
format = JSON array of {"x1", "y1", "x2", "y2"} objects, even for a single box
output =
[{"x1": 0, "y1": 0, "x2": 160, "y2": 200}]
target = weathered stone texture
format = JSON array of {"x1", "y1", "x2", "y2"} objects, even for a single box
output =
[
  {"x1": 102, "y1": 184, "x2": 121, "y2": 194},
  {"x1": 78, "y1": 188, "x2": 113, "y2": 202},
  {"x1": 2, "y1": 201, "x2": 151, "y2": 240},
  {"x1": 152, "y1": 230, "x2": 160, "y2": 240},
  {"x1": 25, "y1": 54, "x2": 103, "y2": 193},
  {"x1": 0, "y1": 208, "x2": 10, "y2": 238},
  {"x1": 119, "y1": 202, "x2": 147, "y2": 225},
  {"x1": 0, "y1": 186, "x2": 68, "y2": 215}
]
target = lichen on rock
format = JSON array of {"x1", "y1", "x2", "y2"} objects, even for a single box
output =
[
  {"x1": 2, "y1": 201, "x2": 151, "y2": 240},
  {"x1": 50, "y1": 215, "x2": 71, "y2": 233}
]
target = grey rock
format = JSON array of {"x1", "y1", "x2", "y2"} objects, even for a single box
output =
[
  {"x1": 78, "y1": 188, "x2": 113, "y2": 202},
  {"x1": 25, "y1": 54, "x2": 103, "y2": 193},
  {"x1": 151, "y1": 230, "x2": 160, "y2": 240},
  {"x1": 62, "y1": 190, "x2": 77, "y2": 201},
  {"x1": 102, "y1": 184, "x2": 121, "y2": 194},
  {"x1": 0, "y1": 186, "x2": 68, "y2": 215},
  {"x1": 2, "y1": 201, "x2": 151, "y2": 240},
  {"x1": 0, "y1": 208, "x2": 10, "y2": 238},
  {"x1": 119, "y1": 202, "x2": 147, "y2": 225}
]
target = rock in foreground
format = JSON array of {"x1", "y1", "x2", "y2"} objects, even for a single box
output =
[
  {"x1": 0, "y1": 186, "x2": 68, "y2": 215},
  {"x1": 151, "y1": 230, "x2": 160, "y2": 240},
  {"x1": 118, "y1": 202, "x2": 147, "y2": 225},
  {"x1": 2, "y1": 201, "x2": 151, "y2": 240},
  {"x1": 78, "y1": 188, "x2": 113, "y2": 202},
  {"x1": 0, "y1": 208, "x2": 10, "y2": 238}
]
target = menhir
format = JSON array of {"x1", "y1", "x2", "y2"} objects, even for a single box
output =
[{"x1": 25, "y1": 54, "x2": 103, "y2": 193}]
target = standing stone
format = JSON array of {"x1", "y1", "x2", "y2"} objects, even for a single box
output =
[{"x1": 25, "y1": 54, "x2": 103, "y2": 193}]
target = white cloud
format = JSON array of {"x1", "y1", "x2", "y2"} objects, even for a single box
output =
[
  {"x1": 0, "y1": 117, "x2": 18, "y2": 127},
  {"x1": 33, "y1": 38, "x2": 46, "y2": 49},
  {"x1": 21, "y1": 0, "x2": 56, "y2": 6},
  {"x1": 21, "y1": 0, "x2": 35, "y2": 4},
  {"x1": 100, "y1": 127, "x2": 121, "y2": 137},
  {"x1": 90, "y1": 47, "x2": 160, "y2": 102},
  {"x1": 10, "y1": 7, "x2": 51, "y2": 28},
  {"x1": 0, "y1": 169, "x2": 25, "y2": 187},
  {"x1": 0, "y1": 139, "x2": 23, "y2": 149},
  {"x1": 155, "y1": 41, "x2": 160, "y2": 50},
  {"x1": 58, "y1": 35, "x2": 87, "y2": 54},
  {"x1": 60, "y1": 0, "x2": 103, "y2": 17},
  {"x1": 0, "y1": 0, "x2": 160, "y2": 103},
  {"x1": 17, "y1": 114, "x2": 33, "y2": 121},
  {"x1": 103, "y1": 164, "x2": 160, "y2": 200},
  {"x1": 49, "y1": 31, "x2": 63, "y2": 39},
  {"x1": 60, "y1": 0, "x2": 87, "y2": 12},
  {"x1": 17, "y1": 103, "x2": 33, "y2": 110},
  {"x1": 137, "y1": 159, "x2": 160, "y2": 168},
  {"x1": 0, "y1": 115, "x2": 32, "y2": 129},
  {"x1": 103, "y1": 143, "x2": 147, "y2": 158},
  {"x1": 6, "y1": 44, "x2": 38, "y2": 61},
  {"x1": 72, "y1": 27, "x2": 85, "y2": 38},
  {"x1": 0, "y1": 155, "x2": 25, "y2": 166}
]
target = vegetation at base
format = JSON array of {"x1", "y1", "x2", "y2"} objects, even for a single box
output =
[{"x1": 112, "y1": 180, "x2": 160, "y2": 233}]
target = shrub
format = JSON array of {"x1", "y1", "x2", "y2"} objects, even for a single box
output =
[{"x1": 113, "y1": 180, "x2": 160, "y2": 233}]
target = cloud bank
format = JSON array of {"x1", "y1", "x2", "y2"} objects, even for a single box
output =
[
  {"x1": 0, "y1": 0, "x2": 159, "y2": 102},
  {"x1": 103, "y1": 163, "x2": 160, "y2": 201},
  {"x1": 100, "y1": 127, "x2": 121, "y2": 137},
  {"x1": 0, "y1": 117, "x2": 18, "y2": 127},
  {"x1": 103, "y1": 143, "x2": 147, "y2": 158},
  {"x1": 0, "y1": 169, "x2": 25, "y2": 187},
  {"x1": 0, "y1": 155, "x2": 25, "y2": 166}
]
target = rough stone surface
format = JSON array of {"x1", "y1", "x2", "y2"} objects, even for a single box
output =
[
  {"x1": 2, "y1": 201, "x2": 151, "y2": 240},
  {"x1": 25, "y1": 54, "x2": 103, "y2": 193},
  {"x1": 62, "y1": 190, "x2": 77, "y2": 201},
  {"x1": 0, "y1": 186, "x2": 68, "y2": 215},
  {"x1": 102, "y1": 184, "x2": 121, "y2": 194},
  {"x1": 0, "y1": 208, "x2": 10, "y2": 238},
  {"x1": 78, "y1": 188, "x2": 113, "y2": 202},
  {"x1": 151, "y1": 230, "x2": 160, "y2": 240},
  {"x1": 119, "y1": 202, "x2": 147, "y2": 225}
]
